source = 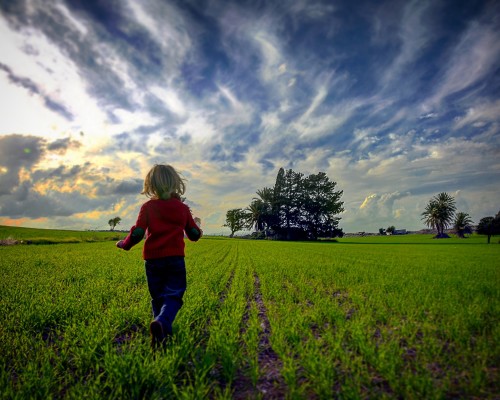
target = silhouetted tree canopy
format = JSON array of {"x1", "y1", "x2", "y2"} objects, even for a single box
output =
[
  {"x1": 243, "y1": 168, "x2": 344, "y2": 240},
  {"x1": 477, "y1": 211, "x2": 500, "y2": 243},
  {"x1": 421, "y1": 192, "x2": 456, "y2": 238},
  {"x1": 108, "y1": 216, "x2": 121, "y2": 231},
  {"x1": 453, "y1": 212, "x2": 473, "y2": 238},
  {"x1": 223, "y1": 208, "x2": 247, "y2": 238}
]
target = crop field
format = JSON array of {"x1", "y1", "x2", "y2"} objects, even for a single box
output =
[{"x1": 1, "y1": 230, "x2": 499, "y2": 399}]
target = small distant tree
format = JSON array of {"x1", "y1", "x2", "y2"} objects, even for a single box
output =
[
  {"x1": 379, "y1": 228, "x2": 386, "y2": 235},
  {"x1": 223, "y1": 208, "x2": 247, "y2": 238},
  {"x1": 108, "y1": 217, "x2": 121, "y2": 231},
  {"x1": 476, "y1": 211, "x2": 500, "y2": 243},
  {"x1": 453, "y1": 212, "x2": 473, "y2": 238},
  {"x1": 386, "y1": 226, "x2": 396, "y2": 234}
]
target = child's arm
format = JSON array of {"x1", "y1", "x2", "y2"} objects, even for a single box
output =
[
  {"x1": 185, "y1": 212, "x2": 202, "y2": 242},
  {"x1": 186, "y1": 226, "x2": 202, "y2": 241},
  {"x1": 117, "y1": 226, "x2": 145, "y2": 250},
  {"x1": 117, "y1": 204, "x2": 148, "y2": 250}
]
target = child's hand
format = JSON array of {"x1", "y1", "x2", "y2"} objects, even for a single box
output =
[{"x1": 116, "y1": 240, "x2": 124, "y2": 249}]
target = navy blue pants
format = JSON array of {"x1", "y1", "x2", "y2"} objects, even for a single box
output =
[{"x1": 145, "y1": 256, "x2": 186, "y2": 335}]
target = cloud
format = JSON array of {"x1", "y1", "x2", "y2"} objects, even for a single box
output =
[
  {"x1": 0, "y1": 134, "x2": 45, "y2": 195},
  {"x1": 359, "y1": 191, "x2": 411, "y2": 215},
  {"x1": 453, "y1": 99, "x2": 500, "y2": 130},
  {"x1": 360, "y1": 194, "x2": 377, "y2": 210},
  {"x1": 0, "y1": 63, "x2": 74, "y2": 121},
  {"x1": 0, "y1": 134, "x2": 145, "y2": 223},
  {"x1": 424, "y1": 5, "x2": 500, "y2": 109},
  {"x1": 95, "y1": 179, "x2": 143, "y2": 196},
  {"x1": 378, "y1": 0, "x2": 437, "y2": 88},
  {"x1": 47, "y1": 137, "x2": 82, "y2": 152}
]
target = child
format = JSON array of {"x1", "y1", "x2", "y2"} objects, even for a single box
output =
[{"x1": 117, "y1": 164, "x2": 202, "y2": 348}]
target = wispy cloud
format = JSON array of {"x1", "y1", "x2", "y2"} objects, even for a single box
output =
[{"x1": 426, "y1": 13, "x2": 500, "y2": 110}]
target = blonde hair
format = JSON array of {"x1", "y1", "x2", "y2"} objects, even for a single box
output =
[{"x1": 141, "y1": 164, "x2": 186, "y2": 199}]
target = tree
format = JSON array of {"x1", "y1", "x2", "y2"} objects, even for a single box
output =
[
  {"x1": 108, "y1": 216, "x2": 121, "y2": 231},
  {"x1": 421, "y1": 192, "x2": 456, "y2": 238},
  {"x1": 386, "y1": 226, "x2": 396, "y2": 234},
  {"x1": 253, "y1": 187, "x2": 276, "y2": 231},
  {"x1": 246, "y1": 200, "x2": 266, "y2": 232},
  {"x1": 250, "y1": 168, "x2": 344, "y2": 240},
  {"x1": 223, "y1": 208, "x2": 247, "y2": 238},
  {"x1": 256, "y1": 187, "x2": 274, "y2": 204},
  {"x1": 273, "y1": 168, "x2": 303, "y2": 235},
  {"x1": 300, "y1": 172, "x2": 344, "y2": 239},
  {"x1": 453, "y1": 212, "x2": 473, "y2": 238},
  {"x1": 476, "y1": 211, "x2": 500, "y2": 243}
]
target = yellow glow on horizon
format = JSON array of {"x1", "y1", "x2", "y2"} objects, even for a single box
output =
[
  {"x1": 73, "y1": 210, "x2": 106, "y2": 220},
  {"x1": 33, "y1": 181, "x2": 86, "y2": 195},
  {"x1": 0, "y1": 217, "x2": 48, "y2": 227}
]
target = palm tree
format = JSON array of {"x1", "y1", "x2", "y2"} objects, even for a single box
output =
[
  {"x1": 246, "y1": 199, "x2": 266, "y2": 231},
  {"x1": 453, "y1": 212, "x2": 473, "y2": 238},
  {"x1": 256, "y1": 187, "x2": 274, "y2": 204},
  {"x1": 422, "y1": 200, "x2": 441, "y2": 234},
  {"x1": 421, "y1": 192, "x2": 456, "y2": 238},
  {"x1": 246, "y1": 187, "x2": 276, "y2": 233}
]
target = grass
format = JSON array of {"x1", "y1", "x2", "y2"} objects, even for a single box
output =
[
  {"x1": 0, "y1": 225, "x2": 122, "y2": 244},
  {"x1": 0, "y1": 227, "x2": 498, "y2": 399}
]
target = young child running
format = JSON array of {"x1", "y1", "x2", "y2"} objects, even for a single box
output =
[{"x1": 116, "y1": 164, "x2": 202, "y2": 349}]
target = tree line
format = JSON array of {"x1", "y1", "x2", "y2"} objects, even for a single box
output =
[
  {"x1": 421, "y1": 192, "x2": 500, "y2": 242},
  {"x1": 224, "y1": 168, "x2": 344, "y2": 240}
]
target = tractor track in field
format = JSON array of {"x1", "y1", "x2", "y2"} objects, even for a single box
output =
[
  {"x1": 233, "y1": 272, "x2": 286, "y2": 399},
  {"x1": 218, "y1": 268, "x2": 236, "y2": 304},
  {"x1": 201, "y1": 267, "x2": 236, "y2": 337}
]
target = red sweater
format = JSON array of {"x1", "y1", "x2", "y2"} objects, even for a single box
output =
[{"x1": 121, "y1": 198, "x2": 201, "y2": 259}]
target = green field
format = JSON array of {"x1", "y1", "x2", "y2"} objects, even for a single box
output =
[
  {"x1": 1, "y1": 228, "x2": 499, "y2": 399},
  {"x1": 0, "y1": 225, "x2": 122, "y2": 244}
]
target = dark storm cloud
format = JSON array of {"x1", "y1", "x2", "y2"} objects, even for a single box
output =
[
  {"x1": 95, "y1": 179, "x2": 143, "y2": 196},
  {"x1": 0, "y1": 0, "x2": 145, "y2": 117},
  {"x1": 31, "y1": 164, "x2": 85, "y2": 182},
  {"x1": 0, "y1": 179, "x2": 126, "y2": 219},
  {"x1": 0, "y1": 134, "x2": 45, "y2": 195},
  {"x1": 0, "y1": 134, "x2": 85, "y2": 195},
  {"x1": 0, "y1": 181, "x2": 73, "y2": 218},
  {"x1": 47, "y1": 137, "x2": 82, "y2": 152},
  {"x1": 0, "y1": 133, "x2": 140, "y2": 219}
]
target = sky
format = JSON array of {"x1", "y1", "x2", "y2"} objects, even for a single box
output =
[{"x1": 0, "y1": 0, "x2": 499, "y2": 235}]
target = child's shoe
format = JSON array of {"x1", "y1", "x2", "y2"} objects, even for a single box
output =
[{"x1": 150, "y1": 319, "x2": 165, "y2": 350}]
